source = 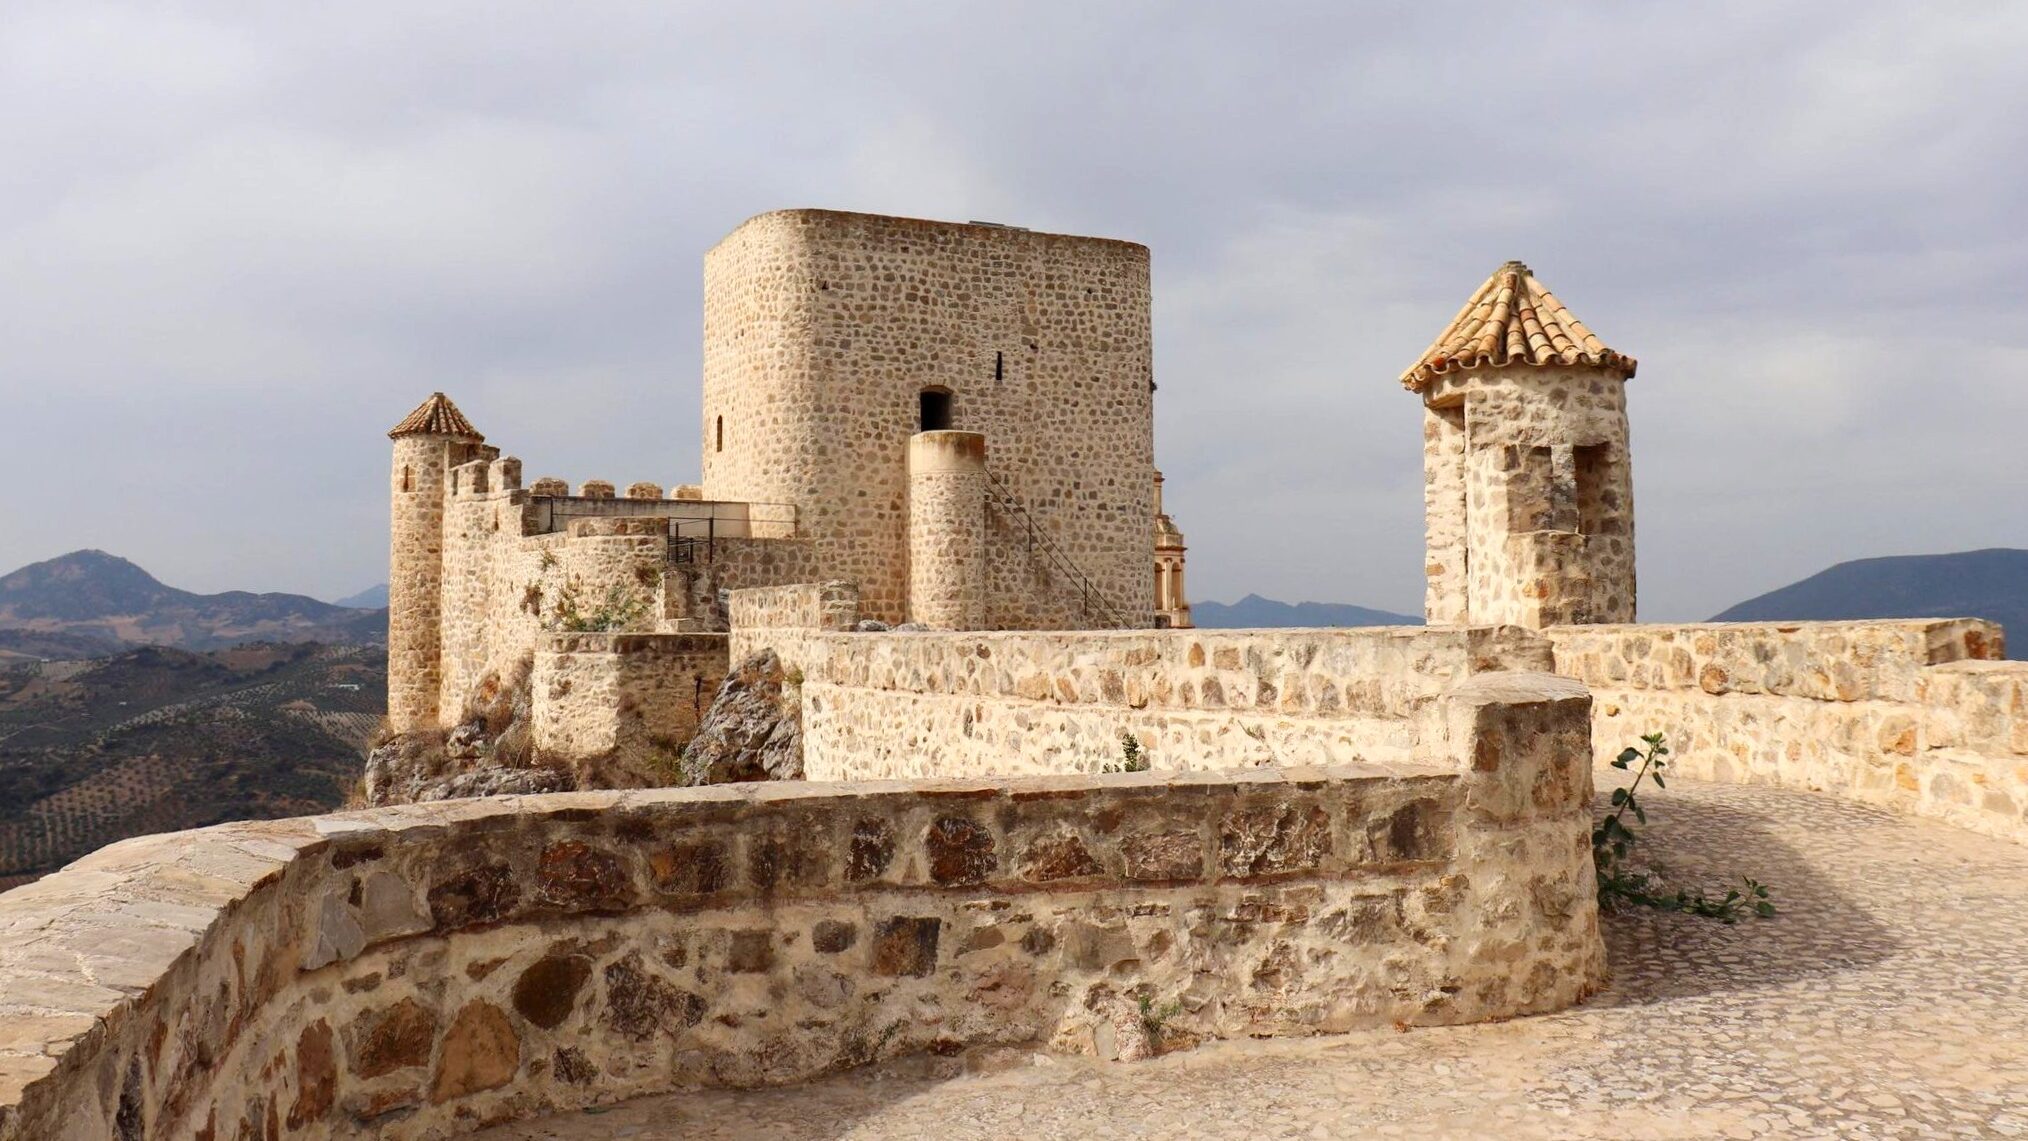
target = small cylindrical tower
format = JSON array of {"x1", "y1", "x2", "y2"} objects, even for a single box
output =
[
  {"x1": 1401, "y1": 262, "x2": 1637, "y2": 628},
  {"x1": 387, "y1": 392, "x2": 485, "y2": 733},
  {"x1": 907, "y1": 430, "x2": 989, "y2": 629}
]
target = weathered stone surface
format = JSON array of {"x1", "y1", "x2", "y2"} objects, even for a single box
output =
[
  {"x1": 1120, "y1": 830, "x2": 1204, "y2": 881},
  {"x1": 429, "y1": 864, "x2": 521, "y2": 930},
  {"x1": 1220, "y1": 804, "x2": 1332, "y2": 877},
  {"x1": 847, "y1": 819, "x2": 895, "y2": 882},
  {"x1": 748, "y1": 822, "x2": 829, "y2": 890},
  {"x1": 1018, "y1": 831, "x2": 1102, "y2": 882},
  {"x1": 357, "y1": 871, "x2": 431, "y2": 943},
  {"x1": 602, "y1": 953, "x2": 705, "y2": 1041},
  {"x1": 513, "y1": 955, "x2": 592, "y2": 1030},
  {"x1": 536, "y1": 841, "x2": 632, "y2": 913},
  {"x1": 678, "y1": 650, "x2": 803, "y2": 784},
  {"x1": 431, "y1": 1002, "x2": 520, "y2": 1103},
  {"x1": 727, "y1": 931, "x2": 774, "y2": 974},
  {"x1": 1367, "y1": 800, "x2": 1453, "y2": 863},
  {"x1": 648, "y1": 841, "x2": 729, "y2": 896},
  {"x1": 348, "y1": 998, "x2": 437, "y2": 1078},
  {"x1": 305, "y1": 891, "x2": 366, "y2": 970},
  {"x1": 811, "y1": 920, "x2": 856, "y2": 954},
  {"x1": 552, "y1": 1047, "x2": 597, "y2": 1086},
  {"x1": 286, "y1": 1020, "x2": 336, "y2": 1129},
  {"x1": 924, "y1": 817, "x2": 996, "y2": 886},
  {"x1": 871, "y1": 917, "x2": 941, "y2": 978}
]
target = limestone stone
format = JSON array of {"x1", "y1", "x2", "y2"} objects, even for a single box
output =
[
  {"x1": 535, "y1": 841, "x2": 632, "y2": 914},
  {"x1": 870, "y1": 917, "x2": 941, "y2": 978},
  {"x1": 512, "y1": 955, "x2": 591, "y2": 1030},
  {"x1": 432, "y1": 1001, "x2": 520, "y2": 1103},
  {"x1": 348, "y1": 998, "x2": 437, "y2": 1078},
  {"x1": 429, "y1": 864, "x2": 521, "y2": 930},
  {"x1": 602, "y1": 953, "x2": 705, "y2": 1041},
  {"x1": 285, "y1": 1020, "x2": 335, "y2": 1129}
]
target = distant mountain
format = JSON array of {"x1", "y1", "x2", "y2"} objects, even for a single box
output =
[
  {"x1": 1712, "y1": 548, "x2": 2027, "y2": 660},
  {"x1": 0, "y1": 641, "x2": 384, "y2": 889},
  {"x1": 0, "y1": 550, "x2": 385, "y2": 653},
  {"x1": 1192, "y1": 594, "x2": 1423, "y2": 629},
  {"x1": 335, "y1": 584, "x2": 389, "y2": 609}
]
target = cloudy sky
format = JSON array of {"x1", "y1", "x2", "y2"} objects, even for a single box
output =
[{"x1": 3, "y1": 2, "x2": 2024, "y2": 620}]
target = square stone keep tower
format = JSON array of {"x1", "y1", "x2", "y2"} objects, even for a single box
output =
[{"x1": 701, "y1": 210, "x2": 1157, "y2": 627}]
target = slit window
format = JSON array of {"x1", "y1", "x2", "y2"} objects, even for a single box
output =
[
  {"x1": 715, "y1": 416, "x2": 723, "y2": 453},
  {"x1": 919, "y1": 388, "x2": 953, "y2": 432}
]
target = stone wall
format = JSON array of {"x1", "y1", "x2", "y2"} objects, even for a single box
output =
[
  {"x1": 0, "y1": 675, "x2": 1601, "y2": 1139},
  {"x1": 1547, "y1": 619, "x2": 2028, "y2": 840},
  {"x1": 699, "y1": 210, "x2": 1157, "y2": 628},
  {"x1": 531, "y1": 633, "x2": 730, "y2": 763},
  {"x1": 722, "y1": 590, "x2": 1551, "y2": 781},
  {"x1": 422, "y1": 468, "x2": 819, "y2": 733}
]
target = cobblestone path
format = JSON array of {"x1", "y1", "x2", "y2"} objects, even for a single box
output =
[{"x1": 479, "y1": 778, "x2": 2028, "y2": 1139}]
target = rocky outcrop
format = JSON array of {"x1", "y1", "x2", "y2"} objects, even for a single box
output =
[
  {"x1": 359, "y1": 724, "x2": 572, "y2": 804},
  {"x1": 678, "y1": 649, "x2": 802, "y2": 784},
  {"x1": 359, "y1": 658, "x2": 575, "y2": 804}
]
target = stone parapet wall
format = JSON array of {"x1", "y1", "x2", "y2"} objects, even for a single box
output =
[
  {"x1": 424, "y1": 481, "x2": 825, "y2": 732},
  {"x1": 1546, "y1": 619, "x2": 2027, "y2": 841},
  {"x1": 0, "y1": 675, "x2": 1600, "y2": 1139},
  {"x1": 531, "y1": 633, "x2": 730, "y2": 762},
  {"x1": 717, "y1": 600, "x2": 1552, "y2": 780}
]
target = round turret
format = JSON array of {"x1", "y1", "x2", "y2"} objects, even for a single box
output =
[{"x1": 387, "y1": 393, "x2": 485, "y2": 733}]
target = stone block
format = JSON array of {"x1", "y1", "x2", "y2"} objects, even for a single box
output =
[{"x1": 871, "y1": 917, "x2": 941, "y2": 977}]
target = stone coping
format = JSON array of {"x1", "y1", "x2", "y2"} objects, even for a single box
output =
[{"x1": 537, "y1": 632, "x2": 729, "y2": 655}]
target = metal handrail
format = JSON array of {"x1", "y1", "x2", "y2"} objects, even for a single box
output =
[{"x1": 981, "y1": 468, "x2": 1129, "y2": 627}]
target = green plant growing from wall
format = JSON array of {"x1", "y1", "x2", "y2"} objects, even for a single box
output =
[
  {"x1": 1594, "y1": 733, "x2": 1776, "y2": 923},
  {"x1": 1137, "y1": 992, "x2": 1182, "y2": 1040},
  {"x1": 543, "y1": 576, "x2": 651, "y2": 633},
  {"x1": 1103, "y1": 731, "x2": 1149, "y2": 774}
]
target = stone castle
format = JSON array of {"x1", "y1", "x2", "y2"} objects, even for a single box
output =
[
  {"x1": 384, "y1": 210, "x2": 1196, "y2": 779},
  {"x1": 6, "y1": 209, "x2": 2026, "y2": 1140}
]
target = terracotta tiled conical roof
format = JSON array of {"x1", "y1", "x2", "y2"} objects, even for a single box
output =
[
  {"x1": 1400, "y1": 261, "x2": 1635, "y2": 391},
  {"x1": 388, "y1": 392, "x2": 483, "y2": 441}
]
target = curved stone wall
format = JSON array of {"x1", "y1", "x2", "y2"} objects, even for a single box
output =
[{"x1": 0, "y1": 674, "x2": 1598, "y2": 1140}]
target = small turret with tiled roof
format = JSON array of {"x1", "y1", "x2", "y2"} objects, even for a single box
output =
[
  {"x1": 389, "y1": 392, "x2": 484, "y2": 441},
  {"x1": 1410, "y1": 261, "x2": 1638, "y2": 632},
  {"x1": 1401, "y1": 261, "x2": 1634, "y2": 391},
  {"x1": 387, "y1": 392, "x2": 487, "y2": 733}
]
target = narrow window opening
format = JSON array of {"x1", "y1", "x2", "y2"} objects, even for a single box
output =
[
  {"x1": 1506, "y1": 445, "x2": 1558, "y2": 532},
  {"x1": 401, "y1": 466, "x2": 412, "y2": 492},
  {"x1": 1575, "y1": 443, "x2": 1616, "y2": 535},
  {"x1": 919, "y1": 388, "x2": 953, "y2": 432},
  {"x1": 715, "y1": 416, "x2": 723, "y2": 453},
  {"x1": 994, "y1": 351, "x2": 1004, "y2": 383}
]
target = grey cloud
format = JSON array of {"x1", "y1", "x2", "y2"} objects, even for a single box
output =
[{"x1": 1, "y1": 2, "x2": 2023, "y2": 620}]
